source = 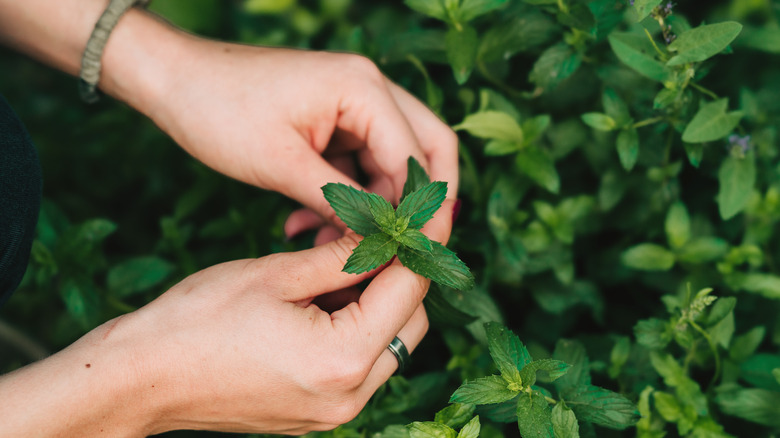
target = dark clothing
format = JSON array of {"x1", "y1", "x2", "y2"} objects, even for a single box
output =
[{"x1": 0, "y1": 95, "x2": 41, "y2": 307}]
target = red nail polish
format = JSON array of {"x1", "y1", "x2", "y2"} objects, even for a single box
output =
[{"x1": 452, "y1": 199, "x2": 462, "y2": 222}]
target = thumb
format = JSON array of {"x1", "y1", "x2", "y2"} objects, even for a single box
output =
[{"x1": 262, "y1": 233, "x2": 378, "y2": 303}]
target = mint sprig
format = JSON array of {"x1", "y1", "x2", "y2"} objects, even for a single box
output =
[{"x1": 321, "y1": 157, "x2": 474, "y2": 290}]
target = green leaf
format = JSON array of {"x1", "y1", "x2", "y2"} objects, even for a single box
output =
[
  {"x1": 552, "y1": 339, "x2": 591, "y2": 395},
  {"x1": 343, "y1": 233, "x2": 399, "y2": 274},
  {"x1": 516, "y1": 146, "x2": 560, "y2": 194},
  {"x1": 397, "y1": 181, "x2": 448, "y2": 229},
  {"x1": 404, "y1": 0, "x2": 447, "y2": 20},
  {"x1": 516, "y1": 392, "x2": 554, "y2": 438},
  {"x1": 519, "y1": 359, "x2": 571, "y2": 387},
  {"x1": 726, "y1": 272, "x2": 780, "y2": 299},
  {"x1": 617, "y1": 128, "x2": 640, "y2": 171},
  {"x1": 717, "y1": 153, "x2": 756, "y2": 220},
  {"x1": 529, "y1": 43, "x2": 581, "y2": 91},
  {"x1": 667, "y1": 22, "x2": 743, "y2": 66},
  {"x1": 397, "y1": 229, "x2": 434, "y2": 252},
  {"x1": 424, "y1": 285, "x2": 477, "y2": 328},
  {"x1": 676, "y1": 237, "x2": 729, "y2": 264},
  {"x1": 408, "y1": 422, "x2": 457, "y2": 438},
  {"x1": 741, "y1": 354, "x2": 780, "y2": 390},
  {"x1": 581, "y1": 113, "x2": 617, "y2": 131},
  {"x1": 603, "y1": 88, "x2": 631, "y2": 127},
  {"x1": 706, "y1": 296, "x2": 736, "y2": 326},
  {"x1": 566, "y1": 385, "x2": 640, "y2": 430},
  {"x1": 608, "y1": 32, "x2": 670, "y2": 81},
  {"x1": 633, "y1": 0, "x2": 662, "y2": 21},
  {"x1": 456, "y1": 415, "x2": 480, "y2": 438},
  {"x1": 652, "y1": 391, "x2": 682, "y2": 422},
  {"x1": 369, "y1": 193, "x2": 397, "y2": 233},
  {"x1": 107, "y1": 256, "x2": 175, "y2": 298},
  {"x1": 730, "y1": 326, "x2": 765, "y2": 362},
  {"x1": 459, "y1": 0, "x2": 507, "y2": 21},
  {"x1": 446, "y1": 25, "x2": 479, "y2": 84},
  {"x1": 435, "y1": 404, "x2": 476, "y2": 429},
  {"x1": 60, "y1": 279, "x2": 101, "y2": 329},
  {"x1": 557, "y1": 3, "x2": 595, "y2": 33},
  {"x1": 485, "y1": 322, "x2": 533, "y2": 382},
  {"x1": 634, "y1": 318, "x2": 672, "y2": 349},
  {"x1": 322, "y1": 183, "x2": 380, "y2": 236},
  {"x1": 552, "y1": 403, "x2": 580, "y2": 438},
  {"x1": 244, "y1": 0, "x2": 294, "y2": 14},
  {"x1": 621, "y1": 243, "x2": 676, "y2": 271},
  {"x1": 450, "y1": 375, "x2": 519, "y2": 405},
  {"x1": 682, "y1": 98, "x2": 743, "y2": 143},
  {"x1": 665, "y1": 202, "x2": 690, "y2": 249},
  {"x1": 484, "y1": 140, "x2": 522, "y2": 156},
  {"x1": 402, "y1": 156, "x2": 432, "y2": 202},
  {"x1": 715, "y1": 388, "x2": 780, "y2": 427},
  {"x1": 397, "y1": 242, "x2": 475, "y2": 290},
  {"x1": 454, "y1": 111, "x2": 524, "y2": 143}
]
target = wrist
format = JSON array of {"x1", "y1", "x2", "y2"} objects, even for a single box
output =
[
  {"x1": 0, "y1": 314, "x2": 170, "y2": 437},
  {"x1": 99, "y1": 8, "x2": 190, "y2": 118}
]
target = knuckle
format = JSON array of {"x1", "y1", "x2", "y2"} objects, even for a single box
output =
[
  {"x1": 325, "y1": 398, "x2": 363, "y2": 425},
  {"x1": 343, "y1": 54, "x2": 384, "y2": 84}
]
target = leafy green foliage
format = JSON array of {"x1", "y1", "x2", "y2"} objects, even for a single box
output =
[
  {"x1": 323, "y1": 157, "x2": 473, "y2": 290},
  {"x1": 4, "y1": 0, "x2": 780, "y2": 436}
]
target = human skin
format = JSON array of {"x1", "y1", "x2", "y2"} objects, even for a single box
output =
[{"x1": 0, "y1": 0, "x2": 460, "y2": 435}]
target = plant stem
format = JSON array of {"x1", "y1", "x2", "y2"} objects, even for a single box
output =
[
  {"x1": 690, "y1": 82, "x2": 720, "y2": 100},
  {"x1": 690, "y1": 320, "x2": 721, "y2": 387},
  {"x1": 632, "y1": 116, "x2": 665, "y2": 129}
]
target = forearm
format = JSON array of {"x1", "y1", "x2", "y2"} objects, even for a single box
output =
[
  {"x1": 0, "y1": 0, "x2": 186, "y2": 115},
  {"x1": 0, "y1": 316, "x2": 165, "y2": 437}
]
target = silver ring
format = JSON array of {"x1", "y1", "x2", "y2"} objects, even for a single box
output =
[{"x1": 387, "y1": 336, "x2": 410, "y2": 375}]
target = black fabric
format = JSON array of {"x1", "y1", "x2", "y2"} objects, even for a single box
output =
[{"x1": 0, "y1": 95, "x2": 41, "y2": 308}]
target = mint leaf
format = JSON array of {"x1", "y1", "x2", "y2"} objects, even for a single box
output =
[
  {"x1": 397, "y1": 229, "x2": 434, "y2": 252},
  {"x1": 397, "y1": 242, "x2": 475, "y2": 290},
  {"x1": 407, "y1": 422, "x2": 457, "y2": 438},
  {"x1": 434, "y1": 404, "x2": 476, "y2": 429},
  {"x1": 450, "y1": 375, "x2": 519, "y2": 405},
  {"x1": 518, "y1": 359, "x2": 571, "y2": 387},
  {"x1": 516, "y1": 392, "x2": 554, "y2": 438},
  {"x1": 552, "y1": 339, "x2": 591, "y2": 396},
  {"x1": 456, "y1": 416, "x2": 480, "y2": 438},
  {"x1": 322, "y1": 183, "x2": 380, "y2": 237},
  {"x1": 343, "y1": 233, "x2": 399, "y2": 274},
  {"x1": 368, "y1": 192, "x2": 397, "y2": 233},
  {"x1": 566, "y1": 385, "x2": 640, "y2": 430},
  {"x1": 397, "y1": 181, "x2": 448, "y2": 230},
  {"x1": 402, "y1": 156, "x2": 431, "y2": 202},
  {"x1": 667, "y1": 22, "x2": 743, "y2": 66},
  {"x1": 485, "y1": 322, "x2": 532, "y2": 383},
  {"x1": 551, "y1": 403, "x2": 579, "y2": 438}
]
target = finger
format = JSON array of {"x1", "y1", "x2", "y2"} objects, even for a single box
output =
[
  {"x1": 385, "y1": 80, "x2": 460, "y2": 198},
  {"x1": 337, "y1": 83, "x2": 430, "y2": 203},
  {"x1": 312, "y1": 287, "x2": 362, "y2": 313},
  {"x1": 357, "y1": 304, "x2": 428, "y2": 400},
  {"x1": 285, "y1": 208, "x2": 325, "y2": 240},
  {"x1": 277, "y1": 141, "x2": 367, "y2": 230},
  {"x1": 262, "y1": 232, "x2": 375, "y2": 303},
  {"x1": 313, "y1": 225, "x2": 343, "y2": 246}
]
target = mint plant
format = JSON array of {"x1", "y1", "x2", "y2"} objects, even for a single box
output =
[
  {"x1": 450, "y1": 323, "x2": 639, "y2": 436},
  {"x1": 321, "y1": 157, "x2": 474, "y2": 291}
]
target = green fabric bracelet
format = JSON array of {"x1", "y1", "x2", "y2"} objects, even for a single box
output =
[{"x1": 79, "y1": 0, "x2": 151, "y2": 103}]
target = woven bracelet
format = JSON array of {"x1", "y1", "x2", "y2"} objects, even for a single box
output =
[{"x1": 79, "y1": 0, "x2": 151, "y2": 103}]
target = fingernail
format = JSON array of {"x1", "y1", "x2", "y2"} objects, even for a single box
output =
[{"x1": 452, "y1": 199, "x2": 462, "y2": 223}]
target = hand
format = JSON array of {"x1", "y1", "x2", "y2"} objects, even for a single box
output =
[
  {"x1": 139, "y1": 37, "x2": 459, "y2": 238},
  {"x1": 0, "y1": 203, "x2": 456, "y2": 437}
]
